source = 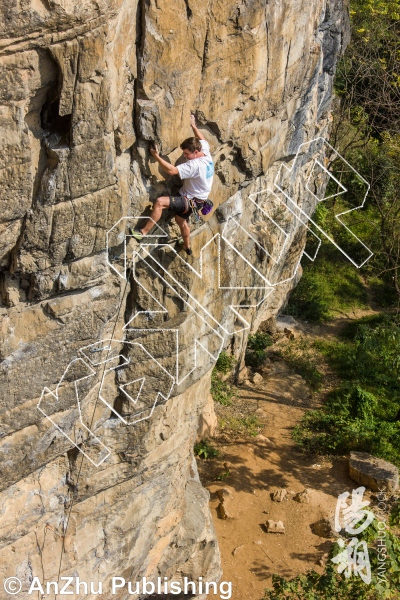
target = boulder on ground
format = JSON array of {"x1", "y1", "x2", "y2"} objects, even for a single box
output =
[
  {"x1": 252, "y1": 372, "x2": 263, "y2": 384},
  {"x1": 276, "y1": 315, "x2": 302, "y2": 338},
  {"x1": 217, "y1": 487, "x2": 236, "y2": 520},
  {"x1": 349, "y1": 451, "x2": 399, "y2": 493},
  {"x1": 255, "y1": 434, "x2": 271, "y2": 444},
  {"x1": 293, "y1": 489, "x2": 311, "y2": 503},
  {"x1": 311, "y1": 517, "x2": 340, "y2": 538},
  {"x1": 284, "y1": 327, "x2": 295, "y2": 340},
  {"x1": 216, "y1": 488, "x2": 233, "y2": 502},
  {"x1": 218, "y1": 501, "x2": 235, "y2": 519},
  {"x1": 265, "y1": 519, "x2": 285, "y2": 534},
  {"x1": 271, "y1": 488, "x2": 287, "y2": 502}
]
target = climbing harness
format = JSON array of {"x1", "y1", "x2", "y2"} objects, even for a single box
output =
[{"x1": 186, "y1": 196, "x2": 214, "y2": 222}]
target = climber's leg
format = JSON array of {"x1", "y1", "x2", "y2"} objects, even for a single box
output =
[
  {"x1": 138, "y1": 196, "x2": 170, "y2": 236},
  {"x1": 175, "y1": 214, "x2": 191, "y2": 254}
]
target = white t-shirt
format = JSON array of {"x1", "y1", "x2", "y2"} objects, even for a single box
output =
[{"x1": 177, "y1": 139, "x2": 214, "y2": 200}]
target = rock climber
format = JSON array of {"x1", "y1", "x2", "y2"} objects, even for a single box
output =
[{"x1": 130, "y1": 114, "x2": 214, "y2": 256}]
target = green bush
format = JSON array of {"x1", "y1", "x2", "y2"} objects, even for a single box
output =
[
  {"x1": 245, "y1": 331, "x2": 273, "y2": 368},
  {"x1": 214, "y1": 350, "x2": 237, "y2": 374},
  {"x1": 369, "y1": 277, "x2": 398, "y2": 309},
  {"x1": 293, "y1": 396, "x2": 400, "y2": 465},
  {"x1": 210, "y1": 371, "x2": 237, "y2": 406},
  {"x1": 194, "y1": 438, "x2": 219, "y2": 459},
  {"x1": 314, "y1": 318, "x2": 400, "y2": 394},
  {"x1": 248, "y1": 332, "x2": 273, "y2": 352},
  {"x1": 294, "y1": 318, "x2": 400, "y2": 465}
]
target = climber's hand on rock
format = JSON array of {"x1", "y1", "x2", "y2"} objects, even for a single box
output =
[
  {"x1": 190, "y1": 114, "x2": 196, "y2": 128},
  {"x1": 150, "y1": 143, "x2": 159, "y2": 157}
]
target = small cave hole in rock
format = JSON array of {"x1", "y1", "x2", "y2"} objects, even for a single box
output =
[{"x1": 41, "y1": 88, "x2": 72, "y2": 147}]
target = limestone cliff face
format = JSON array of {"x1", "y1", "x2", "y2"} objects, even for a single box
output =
[{"x1": 0, "y1": 1, "x2": 349, "y2": 598}]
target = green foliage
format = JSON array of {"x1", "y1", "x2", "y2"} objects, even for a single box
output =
[
  {"x1": 389, "y1": 500, "x2": 400, "y2": 527},
  {"x1": 214, "y1": 350, "x2": 237, "y2": 374},
  {"x1": 331, "y1": 137, "x2": 400, "y2": 306},
  {"x1": 286, "y1": 209, "x2": 369, "y2": 322},
  {"x1": 335, "y1": 0, "x2": 400, "y2": 136},
  {"x1": 194, "y1": 438, "x2": 220, "y2": 459},
  {"x1": 261, "y1": 517, "x2": 400, "y2": 599},
  {"x1": 294, "y1": 318, "x2": 400, "y2": 465},
  {"x1": 211, "y1": 351, "x2": 238, "y2": 405},
  {"x1": 219, "y1": 414, "x2": 262, "y2": 436},
  {"x1": 248, "y1": 332, "x2": 273, "y2": 352},
  {"x1": 216, "y1": 465, "x2": 231, "y2": 481},
  {"x1": 339, "y1": 314, "x2": 396, "y2": 340},
  {"x1": 315, "y1": 318, "x2": 400, "y2": 392},
  {"x1": 245, "y1": 332, "x2": 273, "y2": 368},
  {"x1": 279, "y1": 339, "x2": 324, "y2": 390},
  {"x1": 327, "y1": 0, "x2": 400, "y2": 305},
  {"x1": 369, "y1": 277, "x2": 398, "y2": 308},
  {"x1": 293, "y1": 141, "x2": 400, "y2": 314},
  {"x1": 292, "y1": 390, "x2": 400, "y2": 464},
  {"x1": 210, "y1": 371, "x2": 237, "y2": 406}
]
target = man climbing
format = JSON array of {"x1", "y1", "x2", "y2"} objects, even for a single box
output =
[{"x1": 130, "y1": 114, "x2": 214, "y2": 256}]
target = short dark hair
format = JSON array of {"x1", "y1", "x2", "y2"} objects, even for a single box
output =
[{"x1": 180, "y1": 137, "x2": 202, "y2": 153}]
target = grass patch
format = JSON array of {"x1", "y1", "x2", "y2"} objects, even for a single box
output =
[
  {"x1": 286, "y1": 252, "x2": 369, "y2": 322},
  {"x1": 211, "y1": 350, "x2": 238, "y2": 406},
  {"x1": 219, "y1": 414, "x2": 263, "y2": 437},
  {"x1": 369, "y1": 276, "x2": 399, "y2": 308},
  {"x1": 216, "y1": 464, "x2": 231, "y2": 481},
  {"x1": 338, "y1": 313, "x2": 397, "y2": 340},
  {"x1": 294, "y1": 319, "x2": 400, "y2": 465},
  {"x1": 211, "y1": 371, "x2": 237, "y2": 406},
  {"x1": 279, "y1": 338, "x2": 324, "y2": 391},
  {"x1": 286, "y1": 204, "x2": 369, "y2": 323}
]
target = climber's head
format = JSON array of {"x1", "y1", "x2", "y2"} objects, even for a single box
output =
[{"x1": 180, "y1": 136, "x2": 202, "y2": 160}]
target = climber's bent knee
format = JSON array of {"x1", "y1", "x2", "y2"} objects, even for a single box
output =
[{"x1": 154, "y1": 196, "x2": 170, "y2": 209}]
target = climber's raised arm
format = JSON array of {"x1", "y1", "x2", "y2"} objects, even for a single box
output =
[
  {"x1": 190, "y1": 114, "x2": 205, "y2": 140},
  {"x1": 132, "y1": 122, "x2": 214, "y2": 255}
]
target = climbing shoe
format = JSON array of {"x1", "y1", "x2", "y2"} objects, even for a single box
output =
[
  {"x1": 129, "y1": 227, "x2": 144, "y2": 241},
  {"x1": 177, "y1": 238, "x2": 191, "y2": 255}
]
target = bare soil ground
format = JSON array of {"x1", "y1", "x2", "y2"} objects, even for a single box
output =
[{"x1": 197, "y1": 310, "x2": 380, "y2": 600}]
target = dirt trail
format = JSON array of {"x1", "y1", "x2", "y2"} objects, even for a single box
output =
[{"x1": 197, "y1": 313, "x2": 378, "y2": 600}]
